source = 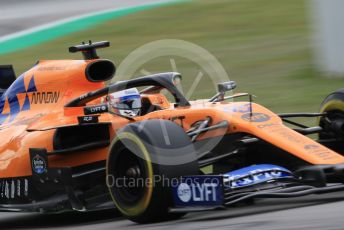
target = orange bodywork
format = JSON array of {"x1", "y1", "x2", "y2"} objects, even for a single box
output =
[{"x1": 1, "y1": 59, "x2": 344, "y2": 179}]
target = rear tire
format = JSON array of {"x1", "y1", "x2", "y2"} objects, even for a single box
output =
[{"x1": 106, "y1": 119, "x2": 199, "y2": 223}]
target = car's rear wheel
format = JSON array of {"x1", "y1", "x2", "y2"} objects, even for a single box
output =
[{"x1": 106, "y1": 119, "x2": 199, "y2": 223}]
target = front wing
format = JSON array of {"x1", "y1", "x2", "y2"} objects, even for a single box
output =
[{"x1": 170, "y1": 164, "x2": 344, "y2": 212}]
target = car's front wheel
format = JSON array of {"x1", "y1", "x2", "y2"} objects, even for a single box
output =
[
  {"x1": 319, "y1": 89, "x2": 344, "y2": 152},
  {"x1": 106, "y1": 119, "x2": 199, "y2": 223}
]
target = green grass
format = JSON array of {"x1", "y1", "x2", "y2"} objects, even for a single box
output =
[{"x1": 0, "y1": 0, "x2": 343, "y2": 125}]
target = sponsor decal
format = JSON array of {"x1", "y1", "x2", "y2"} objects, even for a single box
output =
[
  {"x1": 256, "y1": 122, "x2": 280, "y2": 129},
  {"x1": 77, "y1": 115, "x2": 99, "y2": 124},
  {"x1": 224, "y1": 164, "x2": 294, "y2": 189},
  {"x1": 31, "y1": 92, "x2": 60, "y2": 104},
  {"x1": 223, "y1": 103, "x2": 251, "y2": 114},
  {"x1": 177, "y1": 183, "x2": 192, "y2": 202},
  {"x1": 31, "y1": 154, "x2": 47, "y2": 174},
  {"x1": 37, "y1": 66, "x2": 66, "y2": 71},
  {"x1": 278, "y1": 130, "x2": 308, "y2": 145},
  {"x1": 0, "y1": 74, "x2": 59, "y2": 125},
  {"x1": 228, "y1": 171, "x2": 289, "y2": 188},
  {"x1": 304, "y1": 144, "x2": 320, "y2": 150},
  {"x1": 257, "y1": 125, "x2": 336, "y2": 160},
  {"x1": 255, "y1": 124, "x2": 335, "y2": 160},
  {"x1": 177, "y1": 183, "x2": 217, "y2": 202},
  {"x1": 79, "y1": 93, "x2": 89, "y2": 100},
  {"x1": 84, "y1": 104, "x2": 108, "y2": 115},
  {"x1": 241, "y1": 113, "x2": 270, "y2": 122},
  {"x1": 232, "y1": 103, "x2": 251, "y2": 113},
  {"x1": 173, "y1": 175, "x2": 223, "y2": 207},
  {"x1": 123, "y1": 89, "x2": 137, "y2": 95},
  {"x1": 303, "y1": 143, "x2": 335, "y2": 160}
]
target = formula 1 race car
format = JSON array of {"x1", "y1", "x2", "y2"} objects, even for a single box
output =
[{"x1": 1, "y1": 41, "x2": 344, "y2": 224}]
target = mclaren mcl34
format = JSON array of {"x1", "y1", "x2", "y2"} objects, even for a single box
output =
[{"x1": 0, "y1": 41, "x2": 344, "y2": 223}]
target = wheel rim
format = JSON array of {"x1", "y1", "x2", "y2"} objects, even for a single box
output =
[
  {"x1": 107, "y1": 133, "x2": 155, "y2": 217},
  {"x1": 113, "y1": 147, "x2": 146, "y2": 204}
]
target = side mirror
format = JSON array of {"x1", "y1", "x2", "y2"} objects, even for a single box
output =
[
  {"x1": 209, "y1": 81, "x2": 237, "y2": 102},
  {"x1": 217, "y1": 81, "x2": 236, "y2": 94}
]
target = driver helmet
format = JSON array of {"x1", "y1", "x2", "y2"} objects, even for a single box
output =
[{"x1": 107, "y1": 88, "x2": 141, "y2": 117}]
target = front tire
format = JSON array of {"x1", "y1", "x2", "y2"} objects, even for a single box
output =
[
  {"x1": 106, "y1": 119, "x2": 199, "y2": 223},
  {"x1": 319, "y1": 89, "x2": 344, "y2": 152}
]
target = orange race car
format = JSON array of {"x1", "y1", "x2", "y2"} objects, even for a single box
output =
[{"x1": 1, "y1": 41, "x2": 344, "y2": 223}]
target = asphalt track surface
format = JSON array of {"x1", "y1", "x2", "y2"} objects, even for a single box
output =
[
  {"x1": 0, "y1": 192, "x2": 343, "y2": 230},
  {"x1": 1, "y1": 0, "x2": 344, "y2": 229}
]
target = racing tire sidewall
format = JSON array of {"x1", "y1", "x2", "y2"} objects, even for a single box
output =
[{"x1": 106, "y1": 119, "x2": 199, "y2": 223}]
